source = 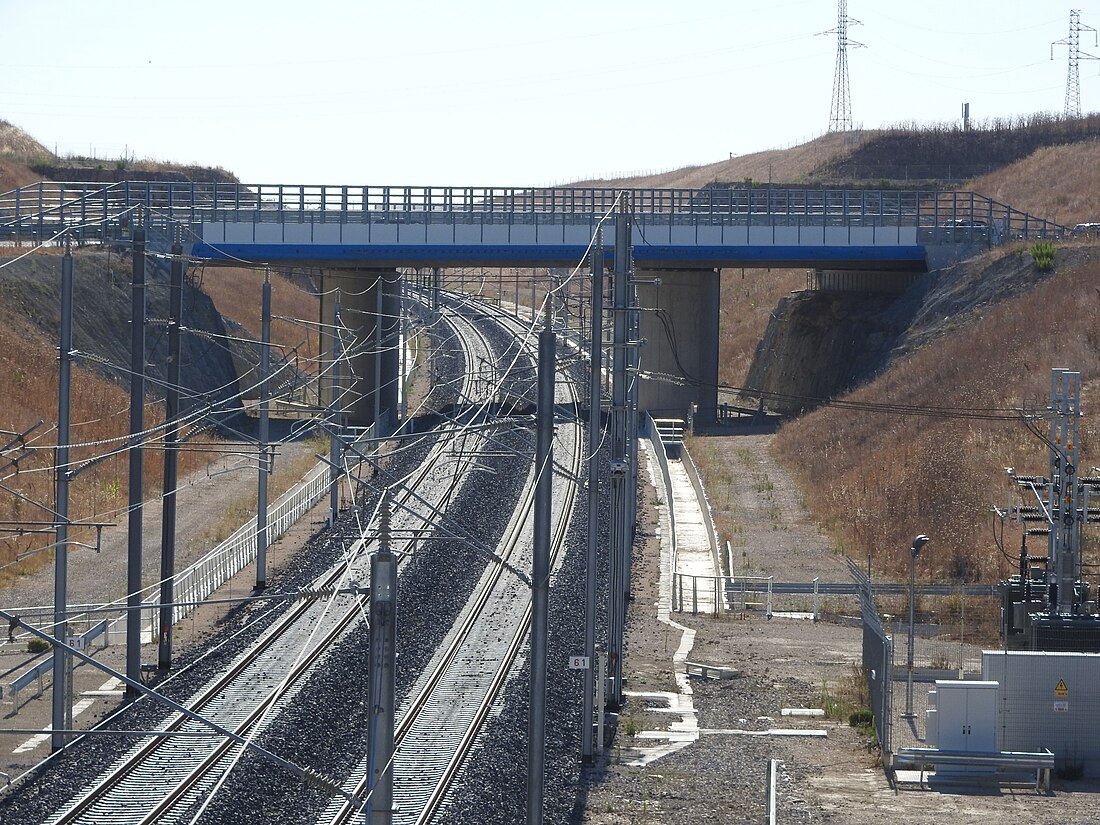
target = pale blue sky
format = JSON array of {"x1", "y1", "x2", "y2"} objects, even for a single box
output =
[{"x1": 0, "y1": 1, "x2": 1084, "y2": 185}]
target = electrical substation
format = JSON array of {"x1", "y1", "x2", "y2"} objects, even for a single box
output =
[
  {"x1": 997, "y1": 368, "x2": 1100, "y2": 651},
  {"x1": 895, "y1": 369, "x2": 1100, "y2": 782}
]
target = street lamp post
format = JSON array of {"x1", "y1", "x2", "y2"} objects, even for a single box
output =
[{"x1": 904, "y1": 534, "x2": 931, "y2": 719}]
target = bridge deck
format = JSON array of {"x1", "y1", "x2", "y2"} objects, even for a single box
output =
[{"x1": 0, "y1": 181, "x2": 1063, "y2": 271}]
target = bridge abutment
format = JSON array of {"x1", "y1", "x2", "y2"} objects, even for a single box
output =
[
  {"x1": 636, "y1": 268, "x2": 720, "y2": 422},
  {"x1": 319, "y1": 269, "x2": 402, "y2": 430}
]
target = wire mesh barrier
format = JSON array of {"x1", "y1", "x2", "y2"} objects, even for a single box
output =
[
  {"x1": 849, "y1": 558, "x2": 894, "y2": 759},
  {"x1": 886, "y1": 622, "x2": 985, "y2": 679},
  {"x1": 848, "y1": 558, "x2": 999, "y2": 762}
]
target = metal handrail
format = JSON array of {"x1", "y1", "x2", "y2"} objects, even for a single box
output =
[{"x1": 0, "y1": 181, "x2": 1066, "y2": 241}]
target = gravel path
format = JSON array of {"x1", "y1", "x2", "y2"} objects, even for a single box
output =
[{"x1": 0, "y1": 435, "x2": 319, "y2": 612}]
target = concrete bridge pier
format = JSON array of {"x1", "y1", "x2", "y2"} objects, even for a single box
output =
[
  {"x1": 319, "y1": 269, "x2": 402, "y2": 431},
  {"x1": 636, "y1": 268, "x2": 720, "y2": 422}
]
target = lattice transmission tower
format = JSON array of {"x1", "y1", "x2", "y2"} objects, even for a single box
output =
[
  {"x1": 1052, "y1": 9, "x2": 1098, "y2": 118},
  {"x1": 822, "y1": 0, "x2": 864, "y2": 132}
]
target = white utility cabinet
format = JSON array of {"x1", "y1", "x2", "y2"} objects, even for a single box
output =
[{"x1": 933, "y1": 680, "x2": 999, "y2": 754}]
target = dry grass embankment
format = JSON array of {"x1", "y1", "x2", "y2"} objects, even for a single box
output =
[
  {"x1": 0, "y1": 119, "x2": 53, "y2": 165},
  {"x1": 0, "y1": 119, "x2": 53, "y2": 192},
  {"x1": 0, "y1": 306, "x2": 213, "y2": 586},
  {"x1": 199, "y1": 267, "x2": 321, "y2": 373},
  {"x1": 820, "y1": 113, "x2": 1100, "y2": 185},
  {"x1": 965, "y1": 140, "x2": 1100, "y2": 227},
  {"x1": 0, "y1": 157, "x2": 41, "y2": 193},
  {"x1": 716, "y1": 267, "x2": 806, "y2": 390},
  {"x1": 569, "y1": 131, "x2": 871, "y2": 189},
  {"x1": 772, "y1": 249, "x2": 1100, "y2": 583}
]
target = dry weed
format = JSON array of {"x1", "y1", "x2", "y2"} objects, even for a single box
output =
[
  {"x1": 198, "y1": 267, "x2": 321, "y2": 374},
  {"x1": 773, "y1": 255, "x2": 1100, "y2": 581}
]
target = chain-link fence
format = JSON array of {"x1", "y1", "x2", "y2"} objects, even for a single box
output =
[
  {"x1": 849, "y1": 558, "x2": 1001, "y2": 762},
  {"x1": 850, "y1": 559, "x2": 894, "y2": 758}
]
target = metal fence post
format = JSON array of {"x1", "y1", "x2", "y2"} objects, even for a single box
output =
[{"x1": 765, "y1": 759, "x2": 778, "y2": 825}]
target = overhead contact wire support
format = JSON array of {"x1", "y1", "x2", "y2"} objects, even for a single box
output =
[
  {"x1": 367, "y1": 491, "x2": 396, "y2": 825},
  {"x1": 51, "y1": 241, "x2": 74, "y2": 751},
  {"x1": 126, "y1": 221, "x2": 147, "y2": 695},
  {"x1": 256, "y1": 270, "x2": 272, "y2": 590},
  {"x1": 158, "y1": 236, "x2": 184, "y2": 670},
  {"x1": 607, "y1": 196, "x2": 632, "y2": 709},
  {"x1": 527, "y1": 301, "x2": 555, "y2": 825},
  {"x1": 581, "y1": 229, "x2": 604, "y2": 763}
]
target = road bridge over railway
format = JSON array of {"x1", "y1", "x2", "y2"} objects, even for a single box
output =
[{"x1": 0, "y1": 181, "x2": 1063, "y2": 424}]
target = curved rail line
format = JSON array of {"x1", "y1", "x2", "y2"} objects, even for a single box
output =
[
  {"x1": 42, "y1": 296, "x2": 505, "y2": 825},
  {"x1": 323, "y1": 293, "x2": 585, "y2": 825}
]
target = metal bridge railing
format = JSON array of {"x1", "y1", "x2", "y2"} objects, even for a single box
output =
[{"x1": 0, "y1": 181, "x2": 1065, "y2": 246}]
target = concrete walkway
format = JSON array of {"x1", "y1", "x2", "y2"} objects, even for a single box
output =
[
  {"x1": 667, "y1": 456, "x2": 718, "y2": 613},
  {"x1": 618, "y1": 441, "x2": 704, "y2": 768}
]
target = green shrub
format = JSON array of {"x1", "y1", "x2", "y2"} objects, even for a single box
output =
[
  {"x1": 26, "y1": 638, "x2": 49, "y2": 654},
  {"x1": 849, "y1": 709, "x2": 874, "y2": 731},
  {"x1": 1031, "y1": 240, "x2": 1056, "y2": 272}
]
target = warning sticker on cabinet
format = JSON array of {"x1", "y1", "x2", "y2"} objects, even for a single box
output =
[{"x1": 1055, "y1": 679, "x2": 1069, "y2": 697}]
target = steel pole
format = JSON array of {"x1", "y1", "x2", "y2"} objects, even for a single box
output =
[
  {"x1": 373, "y1": 278, "x2": 382, "y2": 429},
  {"x1": 527, "y1": 305, "x2": 555, "y2": 825},
  {"x1": 157, "y1": 239, "x2": 184, "y2": 670},
  {"x1": 904, "y1": 534, "x2": 929, "y2": 718},
  {"x1": 581, "y1": 231, "x2": 604, "y2": 762},
  {"x1": 905, "y1": 550, "x2": 915, "y2": 718},
  {"x1": 329, "y1": 294, "x2": 343, "y2": 527},
  {"x1": 367, "y1": 494, "x2": 396, "y2": 825},
  {"x1": 607, "y1": 198, "x2": 631, "y2": 708},
  {"x1": 625, "y1": 257, "x2": 639, "y2": 605},
  {"x1": 255, "y1": 274, "x2": 271, "y2": 589},
  {"x1": 126, "y1": 224, "x2": 146, "y2": 695},
  {"x1": 399, "y1": 278, "x2": 407, "y2": 424},
  {"x1": 51, "y1": 244, "x2": 73, "y2": 750}
]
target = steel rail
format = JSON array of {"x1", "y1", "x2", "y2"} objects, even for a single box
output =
[
  {"x1": 323, "y1": 290, "x2": 544, "y2": 824},
  {"x1": 46, "y1": 551, "x2": 368, "y2": 825},
  {"x1": 132, "y1": 600, "x2": 365, "y2": 825},
  {"x1": 415, "y1": 301, "x2": 583, "y2": 825},
  {"x1": 45, "y1": 307, "x2": 496, "y2": 824},
  {"x1": 323, "y1": 293, "x2": 584, "y2": 825}
]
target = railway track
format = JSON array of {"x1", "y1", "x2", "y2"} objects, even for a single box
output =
[
  {"x1": 321, "y1": 295, "x2": 584, "y2": 825},
  {"x1": 38, "y1": 292, "x2": 524, "y2": 825}
]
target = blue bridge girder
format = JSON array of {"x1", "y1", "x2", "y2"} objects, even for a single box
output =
[{"x1": 0, "y1": 181, "x2": 1064, "y2": 271}]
